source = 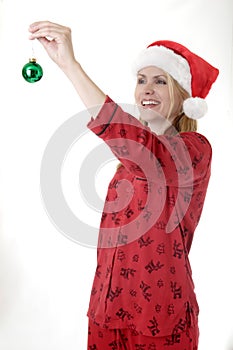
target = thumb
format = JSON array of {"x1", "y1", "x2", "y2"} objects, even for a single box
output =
[
  {"x1": 37, "y1": 37, "x2": 52, "y2": 49},
  {"x1": 37, "y1": 37, "x2": 58, "y2": 62}
]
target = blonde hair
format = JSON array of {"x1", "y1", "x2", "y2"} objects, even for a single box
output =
[{"x1": 166, "y1": 73, "x2": 197, "y2": 133}]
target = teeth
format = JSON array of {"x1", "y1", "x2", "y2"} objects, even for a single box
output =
[{"x1": 142, "y1": 100, "x2": 159, "y2": 106}]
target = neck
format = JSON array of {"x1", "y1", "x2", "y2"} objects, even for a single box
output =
[
  {"x1": 139, "y1": 110, "x2": 173, "y2": 135},
  {"x1": 147, "y1": 119, "x2": 172, "y2": 135}
]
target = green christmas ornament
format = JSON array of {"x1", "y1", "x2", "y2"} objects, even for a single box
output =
[{"x1": 22, "y1": 58, "x2": 43, "y2": 83}]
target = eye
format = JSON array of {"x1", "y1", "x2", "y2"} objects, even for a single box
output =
[
  {"x1": 155, "y1": 77, "x2": 167, "y2": 85},
  {"x1": 137, "y1": 77, "x2": 146, "y2": 84}
]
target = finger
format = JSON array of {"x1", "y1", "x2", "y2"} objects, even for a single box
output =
[
  {"x1": 28, "y1": 29, "x2": 56, "y2": 40},
  {"x1": 29, "y1": 21, "x2": 68, "y2": 34},
  {"x1": 29, "y1": 21, "x2": 54, "y2": 31},
  {"x1": 29, "y1": 21, "x2": 50, "y2": 33},
  {"x1": 29, "y1": 28, "x2": 67, "y2": 41},
  {"x1": 29, "y1": 26, "x2": 71, "y2": 45}
]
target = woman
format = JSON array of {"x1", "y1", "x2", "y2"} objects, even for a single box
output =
[{"x1": 29, "y1": 21, "x2": 219, "y2": 349}]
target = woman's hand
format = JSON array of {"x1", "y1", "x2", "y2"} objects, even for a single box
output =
[
  {"x1": 29, "y1": 20, "x2": 106, "y2": 113},
  {"x1": 29, "y1": 21, "x2": 76, "y2": 71}
]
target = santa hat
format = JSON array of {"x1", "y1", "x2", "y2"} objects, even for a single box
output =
[{"x1": 133, "y1": 40, "x2": 219, "y2": 119}]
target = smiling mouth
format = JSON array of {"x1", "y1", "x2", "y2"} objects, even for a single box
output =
[{"x1": 141, "y1": 99, "x2": 160, "y2": 107}]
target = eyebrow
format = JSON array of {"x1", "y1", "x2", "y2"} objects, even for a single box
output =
[{"x1": 137, "y1": 73, "x2": 167, "y2": 79}]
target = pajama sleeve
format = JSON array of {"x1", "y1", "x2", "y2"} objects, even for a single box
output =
[{"x1": 87, "y1": 96, "x2": 212, "y2": 187}]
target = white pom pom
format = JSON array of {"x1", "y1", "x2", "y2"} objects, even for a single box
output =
[{"x1": 183, "y1": 97, "x2": 208, "y2": 119}]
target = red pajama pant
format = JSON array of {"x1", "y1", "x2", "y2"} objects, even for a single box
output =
[{"x1": 87, "y1": 319, "x2": 199, "y2": 350}]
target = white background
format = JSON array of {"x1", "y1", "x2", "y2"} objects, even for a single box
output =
[{"x1": 0, "y1": 0, "x2": 233, "y2": 349}]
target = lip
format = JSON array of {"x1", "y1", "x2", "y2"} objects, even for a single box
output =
[{"x1": 141, "y1": 99, "x2": 160, "y2": 108}]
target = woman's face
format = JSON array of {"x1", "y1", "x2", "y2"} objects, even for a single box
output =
[{"x1": 134, "y1": 66, "x2": 177, "y2": 122}]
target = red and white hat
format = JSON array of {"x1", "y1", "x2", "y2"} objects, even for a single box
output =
[{"x1": 133, "y1": 40, "x2": 219, "y2": 119}]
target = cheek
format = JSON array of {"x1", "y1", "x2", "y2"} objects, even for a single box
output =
[
  {"x1": 134, "y1": 87, "x2": 140, "y2": 104},
  {"x1": 163, "y1": 89, "x2": 171, "y2": 104},
  {"x1": 159, "y1": 91, "x2": 172, "y2": 118}
]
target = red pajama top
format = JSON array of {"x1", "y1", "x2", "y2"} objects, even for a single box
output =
[{"x1": 86, "y1": 96, "x2": 212, "y2": 337}]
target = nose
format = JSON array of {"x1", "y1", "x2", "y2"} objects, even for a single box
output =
[{"x1": 143, "y1": 82, "x2": 155, "y2": 95}]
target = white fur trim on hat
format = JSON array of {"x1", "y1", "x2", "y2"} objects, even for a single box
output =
[
  {"x1": 183, "y1": 97, "x2": 208, "y2": 119},
  {"x1": 133, "y1": 45, "x2": 192, "y2": 95}
]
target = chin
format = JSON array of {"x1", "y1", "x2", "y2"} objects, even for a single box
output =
[{"x1": 141, "y1": 109, "x2": 165, "y2": 121}]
